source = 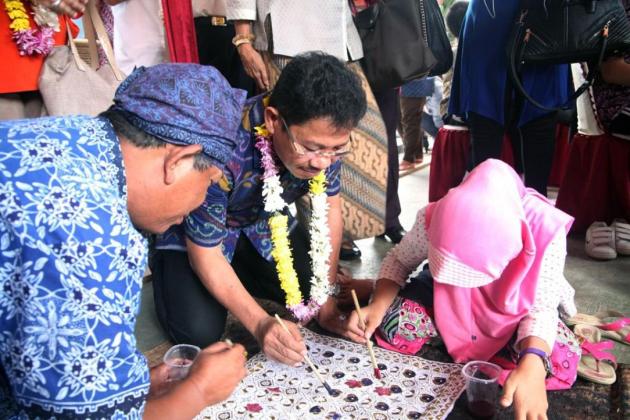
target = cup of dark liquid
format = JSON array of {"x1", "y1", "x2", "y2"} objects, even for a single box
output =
[
  {"x1": 163, "y1": 344, "x2": 201, "y2": 382},
  {"x1": 462, "y1": 361, "x2": 502, "y2": 419}
]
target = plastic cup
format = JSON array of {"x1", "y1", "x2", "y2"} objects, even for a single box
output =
[
  {"x1": 462, "y1": 361, "x2": 502, "y2": 419},
  {"x1": 163, "y1": 344, "x2": 200, "y2": 382}
]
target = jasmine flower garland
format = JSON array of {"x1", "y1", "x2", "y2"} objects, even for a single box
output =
[{"x1": 254, "y1": 125, "x2": 331, "y2": 322}]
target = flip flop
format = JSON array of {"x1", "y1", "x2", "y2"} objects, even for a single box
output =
[
  {"x1": 574, "y1": 324, "x2": 617, "y2": 385},
  {"x1": 566, "y1": 310, "x2": 630, "y2": 345}
]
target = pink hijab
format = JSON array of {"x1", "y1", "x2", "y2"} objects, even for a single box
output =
[{"x1": 425, "y1": 160, "x2": 573, "y2": 362}]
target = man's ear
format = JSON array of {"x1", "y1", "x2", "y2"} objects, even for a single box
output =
[
  {"x1": 263, "y1": 106, "x2": 281, "y2": 136},
  {"x1": 163, "y1": 144, "x2": 203, "y2": 185}
]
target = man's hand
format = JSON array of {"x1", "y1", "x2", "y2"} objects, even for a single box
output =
[
  {"x1": 144, "y1": 342, "x2": 248, "y2": 418},
  {"x1": 254, "y1": 316, "x2": 306, "y2": 365},
  {"x1": 186, "y1": 342, "x2": 249, "y2": 406},
  {"x1": 500, "y1": 354, "x2": 548, "y2": 420},
  {"x1": 237, "y1": 43, "x2": 270, "y2": 90}
]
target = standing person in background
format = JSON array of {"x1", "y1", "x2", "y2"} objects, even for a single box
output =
[
  {"x1": 106, "y1": 0, "x2": 168, "y2": 75},
  {"x1": 421, "y1": 77, "x2": 444, "y2": 147},
  {"x1": 440, "y1": 0, "x2": 468, "y2": 123},
  {"x1": 399, "y1": 77, "x2": 436, "y2": 172},
  {"x1": 449, "y1": 0, "x2": 569, "y2": 196},
  {"x1": 0, "y1": 0, "x2": 85, "y2": 120},
  {"x1": 228, "y1": 0, "x2": 390, "y2": 259},
  {"x1": 193, "y1": 0, "x2": 255, "y2": 96}
]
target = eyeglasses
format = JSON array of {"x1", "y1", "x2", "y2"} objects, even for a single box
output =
[{"x1": 281, "y1": 117, "x2": 352, "y2": 159}]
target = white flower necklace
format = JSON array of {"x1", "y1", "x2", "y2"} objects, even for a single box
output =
[{"x1": 254, "y1": 125, "x2": 331, "y2": 322}]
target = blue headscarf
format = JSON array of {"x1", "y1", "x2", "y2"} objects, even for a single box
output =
[{"x1": 112, "y1": 63, "x2": 247, "y2": 169}]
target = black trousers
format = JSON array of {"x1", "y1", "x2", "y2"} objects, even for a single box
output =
[
  {"x1": 194, "y1": 17, "x2": 255, "y2": 95},
  {"x1": 152, "y1": 226, "x2": 313, "y2": 348},
  {"x1": 468, "y1": 111, "x2": 556, "y2": 196},
  {"x1": 466, "y1": 72, "x2": 558, "y2": 196},
  {"x1": 373, "y1": 88, "x2": 403, "y2": 231}
]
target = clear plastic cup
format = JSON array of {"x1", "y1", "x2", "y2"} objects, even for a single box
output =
[
  {"x1": 462, "y1": 360, "x2": 502, "y2": 419},
  {"x1": 163, "y1": 344, "x2": 200, "y2": 382}
]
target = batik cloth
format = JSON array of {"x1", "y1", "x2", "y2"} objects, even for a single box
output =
[
  {"x1": 112, "y1": 63, "x2": 247, "y2": 169},
  {"x1": 375, "y1": 296, "x2": 438, "y2": 355},
  {"x1": 0, "y1": 116, "x2": 150, "y2": 417},
  {"x1": 156, "y1": 94, "x2": 341, "y2": 262},
  {"x1": 263, "y1": 52, "x2": 388, "y2": 240}
]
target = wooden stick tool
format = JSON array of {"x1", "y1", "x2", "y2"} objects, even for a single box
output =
[
  {"x1": 274, "y1": 314, "x2": 334, "y2": 395},
  {"x1": 350, "y1": 289, "x2": 382, "y2": 379}
]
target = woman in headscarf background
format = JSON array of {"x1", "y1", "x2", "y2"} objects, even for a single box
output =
[{"x1": 342, "y1": 159, "x2": 579, "y2": 419}]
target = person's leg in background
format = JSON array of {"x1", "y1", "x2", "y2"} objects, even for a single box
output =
[
  {"x1": 374, "y1": 88, "x2": 405, "y2": 243},
  {"x1": 510, "y1": 112, "x2": 557, "y2": 196},
  {"x1": 0, "y1": 92, "x2": 43, "y2": 121},
  {"x1": 399, "y1": 95, "x2": 426, "y2": 170},
  {"x1": 194, "y1": 17, "x2": 255, "y2": 95},
  {"x1": 467, "y1": 112, "x2": 505, "y2": 169},
  {"x1": 421, "y1": 111, "x2": 440, "y2": 153}
]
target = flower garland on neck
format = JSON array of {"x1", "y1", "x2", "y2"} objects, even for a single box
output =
[
  {"x1": 254, "y1": 125, "x2": 332, "y2": 322},
  {"x1": 4, "y1": 0, "x2": 58, "y2": 56}
]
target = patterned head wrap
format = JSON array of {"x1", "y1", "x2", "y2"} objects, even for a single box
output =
[{"x1": 112, "y1": 63, "x2": 247, "y2": 169}]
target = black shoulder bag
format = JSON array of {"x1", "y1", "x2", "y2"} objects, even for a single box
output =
[
  {"x1": 352, "y1": 0, "x2": 437, "y2": 91},
  {"x1": 420, "y1": 0, "x2": 454, "y2": 76},
  {"x1": 507, "y1": 0, "x2": 630, "y2": 111}
]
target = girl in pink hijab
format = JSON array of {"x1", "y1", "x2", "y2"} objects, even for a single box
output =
[{"x1": 343, "y1": 159, "x2": 579, "y2": 419}]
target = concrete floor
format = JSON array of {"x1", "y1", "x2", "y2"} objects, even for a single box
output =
[{"x1": 135, "y1": 153, "x2": 630, "y2": 364}]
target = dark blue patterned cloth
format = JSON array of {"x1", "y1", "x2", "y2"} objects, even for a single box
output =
[
  {"x1": 113, "y1": 64, "x2": 247, "y2": 169},
  {"x1": 401, "y1": 77, "x2": 436, "y2": 98},
  {"x1": 156, "y1": 94, "x2": 342, "y2": 262},
  {"x1": 0, "y1": 116, "x2": 149, "y2": 418}
]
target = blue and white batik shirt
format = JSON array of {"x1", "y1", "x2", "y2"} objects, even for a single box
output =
[{"x1": 0, "y1": 116, "x2": 150, "y2": 418}]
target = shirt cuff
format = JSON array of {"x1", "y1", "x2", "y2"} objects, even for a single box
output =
[
  {"x1": 517, "y1": 312, "x2": 558, "y2": 352},
  {"x1": 227, "y1": 9, "x2": 257, "y2": 21}
]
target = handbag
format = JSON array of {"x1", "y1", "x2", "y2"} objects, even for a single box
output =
[
  {"x1": 420, "y1": 0, "x2": 453, "y2": 76},
  {"x1": 352, "y1": 0, "x2": 437, "y2": 91},
  {"x1": 507, "y1": 0, "x2": 630, "y2": 110},
  {"x1": 39, "y1": 0, "x2": 124, "y2": 116}
]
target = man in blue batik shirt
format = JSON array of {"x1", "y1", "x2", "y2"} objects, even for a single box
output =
[
  {"x1": 0, "y1": 64, "x2": 248, "y2": 419},
  {"x1": 152, "y1": 53, "x2": 368, "y2": 366}
]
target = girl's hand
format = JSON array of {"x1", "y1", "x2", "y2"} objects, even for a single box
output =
[
  {"x1": 344, "y1": 303, "x2": 388, "y2": 344},
  {"x1": 500, "y1": 354, "x2": 548, "y2": 420}
]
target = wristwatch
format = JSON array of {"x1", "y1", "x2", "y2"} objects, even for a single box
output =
[{"x1": 518, "y1": 347, "x2": 554, "y2": 377}]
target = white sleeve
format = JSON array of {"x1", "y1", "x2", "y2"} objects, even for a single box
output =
[
  {"x1": 227, "y1": 0, "x2": 256, "y2": 20},
  {"x1": 516, "y1": 232, "x2": 575, "y2": 350},
  {"x1": 378, "y1": 207, "x2": 430, "y2": 287}
]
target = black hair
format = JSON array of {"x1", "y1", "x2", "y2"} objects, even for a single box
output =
[
  {"x1": 269, "y1": 52, "x2": 367, "y2": 129},
  {"x1": 446, "y1": 1, "x2": 469, "y2": 38},
  {"x1": 100, "y1": 109, "x2": 213, "y2": 171}
]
